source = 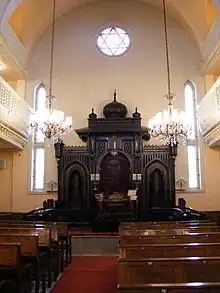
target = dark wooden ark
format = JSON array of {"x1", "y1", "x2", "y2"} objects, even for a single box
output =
[{"x1": 54, "y1": 92, "x2": 177, "y2": 221}]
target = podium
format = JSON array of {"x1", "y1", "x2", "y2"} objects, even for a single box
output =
[{"x1": 95, "y1": 190, "x2": 137, "y2": 220}]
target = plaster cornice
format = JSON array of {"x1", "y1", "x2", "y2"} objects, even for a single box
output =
[{"x1": 0, "y1": 121, "x2": 28, "y2": 149}]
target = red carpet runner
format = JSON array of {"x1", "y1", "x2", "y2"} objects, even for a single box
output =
[{"x1": 52, "y1": 256, "x2": 117, "y2": 293}]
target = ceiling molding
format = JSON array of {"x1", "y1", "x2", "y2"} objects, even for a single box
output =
[{"x1": 0, "y1": 121, "x2": 27, "y2": 150}]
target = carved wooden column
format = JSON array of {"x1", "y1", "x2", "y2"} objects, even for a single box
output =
[
  {"x1": 54, "y1": 139, "x2": 64, "y2": 203},
  {"x1": 169, "y1": 142, "x2": 178, "y2": 206}
]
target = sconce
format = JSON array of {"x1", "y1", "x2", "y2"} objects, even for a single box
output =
[
  {"x1": 170, "y1": 142, "x2": 178, "y2": 158},
  {"x1": 90, "y1": 174, "x2": 100, "y2": 181},
  {"x1": 132, "y1": 174, "x2": 142, "y2": 181},
  {"x1": 54, "y1": 138, "x2": 64, "y2": 161},
  {"x1": 46, "y1": 180, "x2": 58, "y2": 192},
  {"x1": 176, "y1": 178, "x2": 187, "y2": 192}
]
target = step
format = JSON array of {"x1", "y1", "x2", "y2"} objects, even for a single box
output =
[{"x1": 71, "y1": 235, "x2": 119, "y2": 256}]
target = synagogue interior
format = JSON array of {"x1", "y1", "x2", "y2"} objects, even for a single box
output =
[{"x1": 1, "y1": 0, "x2": 220, "y2": 292}]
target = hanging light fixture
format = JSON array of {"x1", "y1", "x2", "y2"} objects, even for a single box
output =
[
  {"x1": 148, "y1": 0, "x2": 191, "y2": 146},
  {"x1": 29, "y1": 0, "x2": 72, "y2": 142}
]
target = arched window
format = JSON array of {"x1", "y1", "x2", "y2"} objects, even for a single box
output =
[
  {"x1": 184, "y1": 81, "x2": 201, "y2": 189},
  {"x1": 31, "y1": 84, "x2": 46, "y2": 191}
]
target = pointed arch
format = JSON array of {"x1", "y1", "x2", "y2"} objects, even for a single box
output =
[
  {"x1": 184, "y1": 80, "x2": 201, "y2": 189},
  {"x1": 143, "y1": 159, "x2": 172, "y2": 209},
  {"x1": 61, "y1": 160, "x2": 90, "y2": 209},
  {"x1": 33, "y1": 82, "x2": 46, "y2": 111}
]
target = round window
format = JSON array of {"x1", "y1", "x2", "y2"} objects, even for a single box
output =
[{"x1": 97, "y1": 27, "x2": 131, "y2": 57}]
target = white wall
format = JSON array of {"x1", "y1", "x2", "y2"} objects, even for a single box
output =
[{"x1": 25, "y1": 0, "x2": 207, "y2": 210}]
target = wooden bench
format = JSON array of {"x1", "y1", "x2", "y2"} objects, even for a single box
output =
[
  {"x1": 0, "y1": 227, "x2": 57, "y2": 289},
  {"x1": 0, "y1": 242, "x2": 32, "y2": 293},
  {"x1": 118, "y1": 221, "x2": 220, "y2": 293},
  {"x1": 0, "y1": 220, "x2": 71, "y2": 266},
  {"x1": 117, "y1": 282, "x2": 220, "y2": 292},
  {"x1": 121, "y1": 225, "x2": 219, "y2": 234},
  {"x1": 0, "y1": 221, "x2": 69, "y2": 270},
  {"x1": 120, "y1": 231, "x2": 220, "y2": 245},
  {"x1": 120, "y1": 221, "x2": 217, "y2": 233},
  {"x1": 120, "y1": 227, "x2": 220, "y2": 238},
  {"x1": 119, "y1": 242, "x2": 220, "y2": 259},
  {"x1": 0, "y1": 220, "x2": 70, "y2": 292},
  {"x1": 0, "y1": 222, "x2": 66, "y2": 270},
  {"x1": 0, "y1": 234, "x2": 47, "y2": 293},
  {"x1": 118, "y1": 257, "x2": 220, "y2": 284}
]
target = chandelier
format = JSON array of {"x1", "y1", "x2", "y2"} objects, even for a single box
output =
[
  {"x1": 29, "y1": 0, "x2": 72, "y2": 141},
  {"x1": 148, "y1": 93, "x2": 189, "y2": 146},
  {"x1": 148, "y1": 0, "x2": 191, "y2": 146},
  {"x1": 29, "y1": 105, "x2": 72, "y2": 141}
]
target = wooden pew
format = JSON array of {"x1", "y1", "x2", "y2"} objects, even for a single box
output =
[
  {"x1": 0, "y1": 220, "x2": 70, "y2": 292},
  {"x1": 0, "y1": 220, "x2": 68, "y2": 238},
  {"x1": 120, "y1": 220, "x2": 217, "y2": 233},
  {"x1": 0, "y1": 242, "x2": 32, "y2": 293},
  {"x1": 118, "y1": 257, "x2": 220, "y2": 284},
  {"x1": 0, "y1": 227, "x2": 57, "y2": 288},
  {"x1": 0, "y1": 227, "x2": 53, "y2": 245},
  {"x1": 0, "y1": 220, "x2": 71, "y2": 266},
  {"x1": 22, "y1": 221, "x2": 71, "y2": 266},
  {"x1": 0, "y1": 234, "x2": 46, "y2": 293},
  {"x1": 0, "y1": 221, "x2": 65, "y2": 269},
  {"x1": 118, "y1": 222, "x2": 220, "y2": 293},
  {"x1": 118, "y1": 282, "x2": 220, "y2": 292},
  {"x1": 0, "y1": 221, "x2": 68, "y2": 270},
  {"x1": 119, "y1": 242, "x2": 220, "y2": 259},
  {"x1": 120, "y1": 227, "x2": 220, "y2": 237},
  {"x1": 0, "y1": 220, "x2": 68, "y2": 241},
  {"x1": 120, "y1": 225, "x2": 219, "y2": 234},
  {"x1": 120, "y1": 231, "x2": 220, "y2": 245}
]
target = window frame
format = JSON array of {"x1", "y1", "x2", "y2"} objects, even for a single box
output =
[
  {"x1": 96, "y1": 26, "x2": 131, "y2": 57},
  {"x1": 184, "y1": 81, "x2": 201, "y2": 190},
  {"x1": 30, "y1": 83, "x2": 46, "y2": 192}
]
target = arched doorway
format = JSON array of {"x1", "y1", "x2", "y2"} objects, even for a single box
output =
[
  {"x1": 99, "y1": 151, "x2": 132, "y2": 195},
  {"x1": 62, "y1": 161, "x2": 90, "y2": 210},
  {"x1": 144, "y1": 159, "x2": 171, "y2": 209},
  {"x1": 98, "y1": 151, "x2": 132, "y2": 214}
]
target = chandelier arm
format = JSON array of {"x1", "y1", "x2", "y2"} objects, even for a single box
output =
[
  {"x1": 48, "y1": 0, "x2": 56, "y2": 108},
  {"x1": 162, "y1": 0, "x2": 172, "y2": 100}
]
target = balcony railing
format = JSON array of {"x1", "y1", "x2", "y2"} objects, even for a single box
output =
[
  {"x1": 0, "y1": 76, "x2": 32, "y2": 147},
  {"x1": 198, "y1": 77, "x2": 220, "y2": 146}
]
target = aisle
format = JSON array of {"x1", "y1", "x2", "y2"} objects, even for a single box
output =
[{"x1": 51, "y1": 256, "x2": 117, "y2": 293}]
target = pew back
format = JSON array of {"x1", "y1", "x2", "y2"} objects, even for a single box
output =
[
  {"x1": 0, "y1": 234, "x2": 38, "y2": 256},
  {"x1": 0, "y1": 243, "x2": 21, "y2": 265},
  {"x1": 120, "y1": 232, "x2": 220, "y2": 245},
  {"x1": 120, "y1": 221, "x2": 216, "y2": 233},
  {"x1": 0, "y1": 227, "x2": 51, "y2": 246},
  {"x1": 119, "y1": 243, "x2": 220, "y2": 259},
  {"x1": 118, "y1": 257, "x2": 220, "y2": 284}
]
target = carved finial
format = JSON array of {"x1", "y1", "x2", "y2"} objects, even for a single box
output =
[
  {"x1": 89, "y1": 107, "x2": 97, "y2": 119},
  {"x1": 113, "y1": 89, "x2": 117, "y2": 101},
  {"x1": 133, "y1": 107, "x2": 141, "y2": 118}
]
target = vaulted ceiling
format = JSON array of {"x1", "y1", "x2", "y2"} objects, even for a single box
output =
[{"x1": 10, "y1": 0, "x2": 213, "y2": 56}]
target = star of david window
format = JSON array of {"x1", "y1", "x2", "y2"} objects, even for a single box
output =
[{"x1": 97, "y1": 27, "x2": 131, "y2": 56}]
